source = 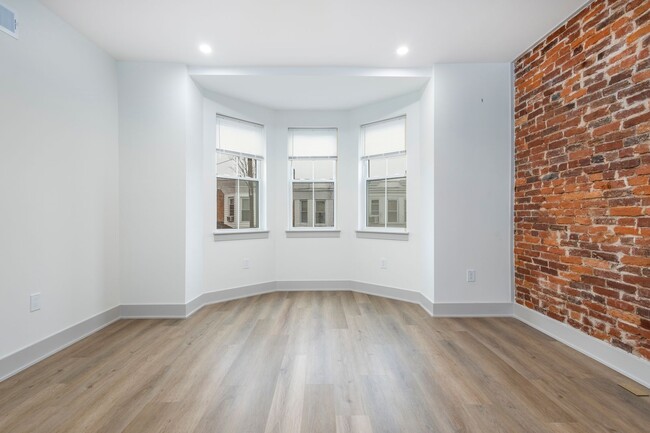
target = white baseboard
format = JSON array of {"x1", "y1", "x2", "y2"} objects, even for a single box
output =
[
  {"x1": 191, "y1": 281, "x2": 434, "y2": 316},
  {"x1": 4, "y1": 286, "x2": 649, "y2": 391},
  {"x1": 514, "y1": 304, "x2": 650, "y2": 388},
  {"x1": 0, "y1": 306, "x2": 121, "y2": 382},
  {"x1": 433, "y1": 302, "x2": 513, "y2": 317},
  {"x1": 120, "y1": 303, "x2": 186, "y2": 319},
  {"x1": 186, "y1": 282, "x2": 277, "y2": 317},
  {"x1": 351, "y1": 281, "x2": 434, "y2": 316}
]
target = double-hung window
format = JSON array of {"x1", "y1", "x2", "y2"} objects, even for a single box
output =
[
  {"x1": 361, "y1": 116, "x2": 407, "y2": 231},
  {"x1": 215, "y1": 115, "x2": 265, "y2": 231},
  {"x1": 288, "y1": 128, "x2": 337, "y2": 229}
]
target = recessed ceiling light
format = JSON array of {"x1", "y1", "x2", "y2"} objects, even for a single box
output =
[
  {"x1": 198, "y1": 43, "x2": 213, "y2": 54},
  {"x1": 396, "y1": 46, "x2": 409, "y2": 56}
]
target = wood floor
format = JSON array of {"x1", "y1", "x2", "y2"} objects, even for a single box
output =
[{"x1": 1, "y1": 291, "x2": 648, "y2": 433}]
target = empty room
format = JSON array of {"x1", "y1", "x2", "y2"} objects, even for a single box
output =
[{"x1": 1, "y1": 0, "x2": 649, "y2": 432}]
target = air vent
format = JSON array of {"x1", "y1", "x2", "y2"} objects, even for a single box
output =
[{"x1": 0, "y1": 3, "x2": 18, "y2": 39}]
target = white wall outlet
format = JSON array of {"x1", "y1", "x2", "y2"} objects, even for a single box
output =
[
  {"x1": 380, "y1": 258, "x2": 388, "y2": 270},
  {"x1": 243, "y1": 258, "x2": 250, "y2": 269},
  {"x1": 30, "y1": 293, "x2": 41, "y2": 312},
  {"x1": 466, "y1": 269, "x2": 477, "y2": 283}
]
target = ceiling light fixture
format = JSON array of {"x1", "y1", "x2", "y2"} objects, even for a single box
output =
[
  {"x1": 198, "y1": 43, "x2": 213, "y2": 54},
  {"x1": 396, "y1": 46, "x2": 409, "y2": 56}
]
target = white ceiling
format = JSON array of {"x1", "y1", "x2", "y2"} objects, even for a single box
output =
[
  {"x1": 190, "y1": 68, "x2": 431, "y2": 110},
  {"x1": 39, "y1": 0, "x2": 589, "y2": 110},
  {"x1": 40, "y1": 0, "x2": 589, "y2": 67}
]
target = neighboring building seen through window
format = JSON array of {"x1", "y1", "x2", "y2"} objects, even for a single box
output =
[
  {"x1": 361, "y1": 116, "x2": 407, "y2": 230},
  {"x1": 215, "y1": 115, "x2": 265, "y2": 230},
  {"x1": 289, "y1": 128, "x2": 337, "y2": 229}
]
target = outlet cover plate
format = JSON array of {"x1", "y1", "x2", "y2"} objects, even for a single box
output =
[{"x1": 30, "y1": 293, "x2": 41, "y2": 312}]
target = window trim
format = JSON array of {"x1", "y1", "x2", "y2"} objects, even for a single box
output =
[
  {"x1": 287, "y1": 127, "x2": 339, "y2": 232},
  {"x1": 359, "y1": 116, "x2": 408, "y2": 234},
  {"x1": 214, "y1": 114, "x2": 266, "y2": 235}
]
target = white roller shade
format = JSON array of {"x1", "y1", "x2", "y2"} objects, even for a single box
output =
[
  {"x1": 362, "y1": 116, "x2": 406, "y2": 157},
  {"x1": 216, "y1": 116, "x2": 265, "y2": 157},
  {"x1": 289, "y1": 128, "x2": 338, "y2": 158}
]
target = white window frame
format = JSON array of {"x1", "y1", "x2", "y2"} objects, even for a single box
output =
[
  {"x1": 360, "y1": 115, "x2": 408, "y2": 234},
  {"x1": 287, "y1": 128, "x2": 338, "y2": 231},
  {"x1": 215, "y1": 114, "x2": 266, "y2": 235}
]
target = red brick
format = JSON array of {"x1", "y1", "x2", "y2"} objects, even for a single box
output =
[{"x1": 515, "y1": 0, "x2": 650, "y2": 361}]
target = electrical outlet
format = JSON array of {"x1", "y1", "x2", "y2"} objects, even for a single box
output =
[
  {"x1": 466, "y1": 269, "x2": 476, "y2": 283},
  {"x1": 380, "y1": 258, "x2": 388, "y2": 270},
  {"x1": 243, "y1": 258, "x2": 250, "y2": 269},
  {"x1": 30, "y1": 293, "x2": 41, "y2": 312}
]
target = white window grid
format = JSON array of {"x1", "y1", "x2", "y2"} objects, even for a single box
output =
[
  {"x1": 288, "y1": 128, "x2": 338, "y2": 230},
  {"x1": 360, "y1": 115, "x2": 407, "y2": 232}
]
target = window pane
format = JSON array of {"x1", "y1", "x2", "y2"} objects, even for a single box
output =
[
  {"x1": 386, "y1": 155, "x2": 406, "y2": 178},
  {"x1": 300, "y1": 200, "x2": 309, "y2": 224},
  {"x1": 289, "y1": 128, "x2": 337, "y2": 157},
  {"x1": 313, "y1": 160, "x2": 335, "y2": 180},
  {"x1": 371, "y1": 199, "x2": 379, "y2": 215},
  {"x1": 368, "y1": 158, "x2": 386, "y2": 178},
  {"x1": 386, "y1": 177, "x2": 406, "y2": 228},
  {"x1": 216, "y1": 153, "x2": 238, "y2": 177},
  {"x1": 240, "y1": 157, "x2": 258, "y2": 179},
  {"x1": 292, "y1": 183, "x2": 313, "y2": 227},
  {"x1": 362, "y1": 117, "x2": 406, "y2": 156},
  {"x1": 366, "y1": 179, "x2": 385, "y2": 227},
  {"x1": 217, "y1": 178, "x2": 238, "y2": 229},
  {"x1": 239, "y1": 180, "x2": 259, "y2": 229},
  {"x1": 314, "y1": 182, "x2": 334, "y2": 227},
  {"x1": 292, "y1": 160, "x2": 312, "y2": 180},
  {"x1": 241, "y1": 197, "x2": 250, "y2": 222}
]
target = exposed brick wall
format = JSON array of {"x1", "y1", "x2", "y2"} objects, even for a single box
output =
[{"x1": 514, "y1": 0, "x2": 650, "y2": 360}]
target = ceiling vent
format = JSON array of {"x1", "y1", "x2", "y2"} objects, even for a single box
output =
[{"x1": 0, "y1": 3, "x2": 18, "y2": 39}]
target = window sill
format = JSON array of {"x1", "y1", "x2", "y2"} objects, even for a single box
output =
[
  {"x1": 286, "y1": 230, "x2": 341, "y2": 238},
  {"x1": 213, "y1": 230, "x2": 269, "y2": 241},
  {"x1": 356, "y1": 230, "x2": 409, "y2": 241}
]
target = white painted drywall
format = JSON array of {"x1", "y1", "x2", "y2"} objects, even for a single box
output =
[
  {"x1": 201, "y1": 91, "x2": 277, "y2": 292},
  {"x1": 433, "y1": 63, "x2": 512, "y2": 304},
  {"x1": 0, "y1": 0, "x2": 119, "y2": 358},
  {"x1": 273, "y1": 110, "x2": 355, "y2": 283},
  {"x1": 419, "y1": 68, "x2": 435, "y2": 301},
  {"x1": 185, "y1": 75, "x2": 204, "y2": 303},
  {"x1": 349, "y1": 92, "x2": 424, "y2": 292},
  {"x1": 118, "y1": 62, "x2": 188, "y2": 305}
]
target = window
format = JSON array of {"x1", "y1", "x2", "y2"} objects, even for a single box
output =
[
  {"x1": 300, "y1": 200, "x2": 309, "y2": 224},
  {"x1": 289, "y1": 128, "x2": 337, "y2": 229},
  {"x1": 216, "y1": 115, "x2": 265, "y2": 231},
  {"x1": 361, "y1": 116, "x2": 407, "y2": 230}
]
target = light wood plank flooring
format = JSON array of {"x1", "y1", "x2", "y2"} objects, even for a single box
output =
[{"x1": 1, "y1": 291, "x2": 648, "y2": 433}]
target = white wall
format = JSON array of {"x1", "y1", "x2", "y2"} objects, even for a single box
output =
[
  {"x1": 433, "y1": 63, "x2": 512, "y2": 304},
  {"x1": 349, "y1": 93, "x2": 423, "y2": 292},
  {"x1": 273, "y1": 111, "x2": 354, "y2": 283},
  {"x1": 185, "y1": 76, "x2": 204, "y2": 303},
  {"x1": 201, "y1": 91, "x2": 277, "y2": 292},
  {"x1": 118, "y1": 62, "x2": 189, "y2": 305},
  {"x1": 0, "y1": 0, "x2": 119, "y2": 357},
  {"x1": 419, "y1": 68, "x2": 435, "y2": 301}
]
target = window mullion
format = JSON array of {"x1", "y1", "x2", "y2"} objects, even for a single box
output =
[
  {"x1": 384, "y1": 175, "x2": 388, "y2": 229},
  {"x1": 311, "y1": 181, "x2": 315, "y2": 228}
]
